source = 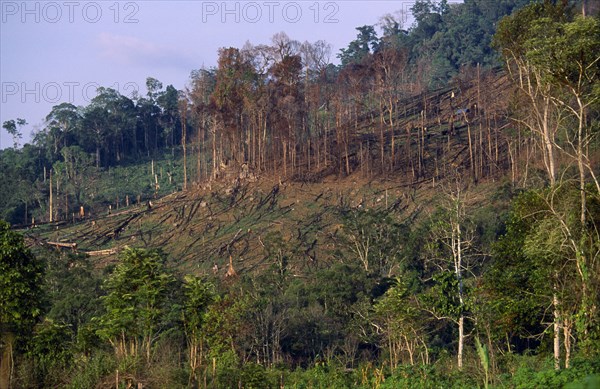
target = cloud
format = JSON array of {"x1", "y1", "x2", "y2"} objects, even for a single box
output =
[{"x1": 96, "y1": 33, "x2": 196, "y2": 70}]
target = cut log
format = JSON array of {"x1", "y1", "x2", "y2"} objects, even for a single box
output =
[
  {"x1": 86, "y1": 248, "x2": 118, "y2": 256},
  {"x1": 47, "y1": 241, "x2": 77, "y2": 249}
]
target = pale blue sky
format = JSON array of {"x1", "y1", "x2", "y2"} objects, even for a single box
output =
[{"x1": 0, "y1": 1, "x2": 454, "y2": 148}]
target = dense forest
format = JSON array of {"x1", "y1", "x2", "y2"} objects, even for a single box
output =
[{"x1": 1, "y1": 0, "x2": 600, "y2": 388}]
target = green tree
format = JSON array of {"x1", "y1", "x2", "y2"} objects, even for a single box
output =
[
  {"x1": 157, "y1": 84, "x2": 182, "y2": 151},
  {"x1": 0, "y1": 220, "x2": 44, "y2": 388},
  {"x1": 59, "y1": 145, "x2": 97, "y2": 207},
  {"x1": 489, "y1": 185, "x2": 600, "y2": 368},
  {"x1": 524, "y1": 17, "x2": 600, "y2": 347},
  {"x1": 2, "y1": 119, "x2": 26, "y2": 150},
  {"x1": 45, "y1": 252, "x2": 102, "y2": 339},
  {"x1": 496, "y1": 3, "x2": 600, "y2": 361},
  {"x1": 493, "y1": 1, "x2": 570, "y2": 186},
  {"x1": 26, "y1": 318, "x2": 73, "y2": 387},
  {"x1": 483, "y1": 207, "x2": 548, "y2": 356},
  {"x1": 421, "y1": 182, "x2": 479, "y2": 371},
  {"x1": 95, "y1": 248, "x2": 175, "y2": 362},
  {"x1": 182, "y1": 275, "x2": 215, "y2": 385},
  {"x1": 44, "y1": 103, "x2": 80, "y2": 160},
  {"x1": 374, "y1": 276, "x2": 428, "y2": 369},
  {"x1": 338, "y1": 25, "x2": 378, "y2": 66},
  {"x1": 81, "y1": 88, "x2": 137, "y2": 167}
]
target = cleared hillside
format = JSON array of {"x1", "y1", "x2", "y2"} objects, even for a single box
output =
[{"x1": 24, "y1": 70, "x2": 516, "y2": 275}]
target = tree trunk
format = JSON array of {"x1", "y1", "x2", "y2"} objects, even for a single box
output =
[
  {"x1": 563, "y1": 318, "x2": 571, "y2": 369},
  {"x1": 182, "y1": 112, "x2": 187, "y2": 191},
  {"x1": 212, "y1": 125, "x2": 217, "y2": 180},
  {"x1": 380, "y1": 102, "x2": 385, "y2": 174},
  {"x1": 458, "y1": 314, "x2": 464, "y2": 371},
  {"x1": 0, "y1": 332, "x2": 14, "y2": 389},
  {"x1": 553, "y1": 290, "x2": 561, "y2": 370},
  {"x1": 450, "y1": 190, "x2": 466, "y2": 372},
  {"x1": 542, "y1": 100, "x2": 556, "y2": 185},
  {"x1": 49, "y1": 169, "x2": 53, "y2": 223},
  {"x1": 467, "y1": 121, "x2": 475, "y2": 181}
]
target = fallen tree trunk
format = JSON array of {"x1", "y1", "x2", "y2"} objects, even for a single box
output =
[
  {"x1": 86, "y1": 248, "x2": 118, "y2": 256},
  {"x1": 47, "y1": 241, "x2": 77, "y2": 249}
]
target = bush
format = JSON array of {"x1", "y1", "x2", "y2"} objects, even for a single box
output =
[
  {"x1": 381, "y1": 364, "x2": 475, "y2": 389},
  {"x1": 65, "y1": 351, "x2": 117, "y2": 389},
  {"x1": 512, "y1": 358, "x2": 600, "y2": 389},
  {"x1": 284, "y1": 362, "x2": 356, "y2": 388}
]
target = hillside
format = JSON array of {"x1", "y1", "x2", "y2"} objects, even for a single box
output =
[
  {"x1": 3, "y1": 2, "x2": 599, "y2": 388},
  {"x1": 24, "y1": 70, "x2": 514, "y2": 274}
]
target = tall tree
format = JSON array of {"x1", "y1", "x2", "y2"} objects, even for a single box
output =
[
  {"x1": 493, "y1": 2, "x2": 571, "y2": 185},
  {"x1": 157, "y1": 84, "x2": 181, "y2": 152},
  {"x1": 212, "y1": 47, "x2": 257, "y2": 168},
  {"x1": 189, "y1": 68, "x2": 216, "y2": 181},
  {"x1": 96, "y1": 248, "x2": 175, "y2": 362},
  {"x1": 422, "y1": 179, "x2": 479, "y2": 370},
  {"x1": 44, "y1": 103, "x2": 80, "y2": 159},
  {"x1": 496, "y1": 4, "x2": 600, "y2": 356},
  {"x1": 2, "y1": 119, "x2": 26, "y2": 150},
  {"x1": 0, "y1": 221, "x2": 44, "y2": 388},
  {"x1": 179, "y1": 91, "x2": 189, "y2": 190},
  {"x1": 338, "y1": 25, "x2": 378, "y2": 66},
  {"x1": 182, "y1": 275, "x2": 215, "y2": 386}
]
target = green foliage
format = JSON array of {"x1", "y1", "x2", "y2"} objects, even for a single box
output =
[
  {"x1": 494, "y1": 1, "x2": 568, "y2": 57},
  {"x1": 566, "y1": 374, "x2": 600, "y2": 389},
  {"x1": 211, "y1": 349, "x2": 241, "y2": 388},
  {"x1": 422, "y1": 270, "x2": 468, "y2": 319},
  {"x1": 240, "y1": 362, "x2": 273, "y2": 389},
  {"x1": 475, "y1": 336, "x2": 489, "y2": 388},
  {"x1": 373, "y1": 276, "x2": 428, "y2": 366},
  {"x1": 28, "y1": 319, "x2": 73, "y2": 367},
  {"x1": 63, "y1": 351, "x2": 117, "y2": 389},
  {"x1": 338, "y1": 207, "x2": 409, "y2": 276},
  {"x1": 23, "y1": 318, "x2": 73, "y2": 386},
  {"x1": 2, "y1": 118, "x2": 26, "y2": 149},
  {"x1": 313, "y1": 262, "x2": 373, "y2": 317},
  {"x1": 525, "y1": 15, "x2": 600, "y2": 87},
  {"x1": 284, "y1": 362, "x2": 355, "y2": 388},
  {"x1": 3, "y1": 3, "x2": 600, "y2": 387},
  {"x1": 0, "y1": 145, "x2": 49, "y2": 224},
  {"x1": 45, "y1": 252, "x2": 102, "y2": 336},
  {"x1": 406, "y1": 0, "x2": 531, "y2": 86},
  {"x1": 338, "y1": 25, "x2": 379, "y2": 66},
  {"x1": 182, "y1": 275, "x2": 215, "y2": 339},
  {"x1": 0, "y1": 220, "x2": 44, "y2": 337},
  {"x1": 202, "y1": 290, "x2": 253, "y2": 362},
  {"x1": 485, "y1": 204, "x2": 546, "y2": 343},
  {"x1": 374, "y1": 277, "x2": 419, "y2": 324},
  {"x1": 513, "y1": 358, "x2": 600, "y2": 389},
  {"x1": 95, "y1": 248, "x2": 176, "y2": 359},
  {"x1": 380, "y1": 364, "x2": 473, "y2": 389}
]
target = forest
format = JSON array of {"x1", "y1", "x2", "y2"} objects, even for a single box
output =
[{"x1": 1, "y1": 0, "x2": 600, "y2": 387}]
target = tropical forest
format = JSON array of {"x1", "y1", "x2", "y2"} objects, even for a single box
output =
[{"x1": 1, "y1": 0, "x2": 600, "y2": 387}]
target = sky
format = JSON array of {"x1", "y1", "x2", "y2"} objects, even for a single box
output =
[{"x1": 0, "y1": 0, "x2": 457, "y2": 149}]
